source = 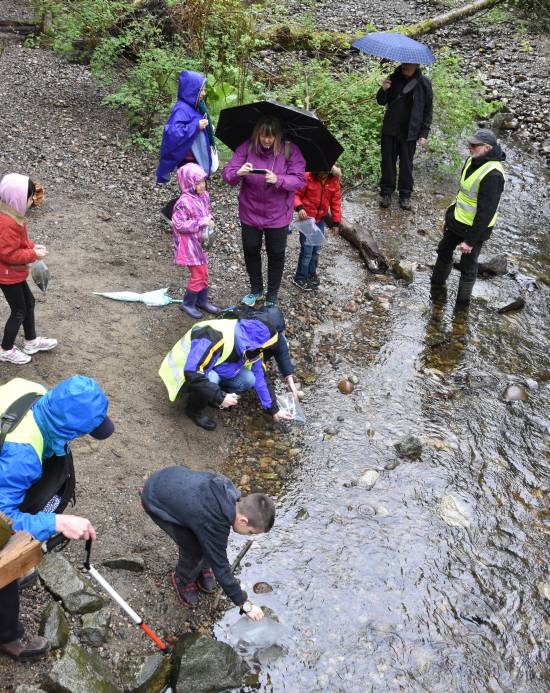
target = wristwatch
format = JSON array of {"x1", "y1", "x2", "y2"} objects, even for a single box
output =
[{"x1": 240, "y1": 600, "x2": 253, "y2": 615}]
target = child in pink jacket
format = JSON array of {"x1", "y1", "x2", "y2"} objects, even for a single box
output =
[{"x1": 172, "y1": 164, "x2": 220, "y2": 318}]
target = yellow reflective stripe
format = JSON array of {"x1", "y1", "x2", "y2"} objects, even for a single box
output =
[{"x1": 198, "y1": 338, "x2": 224, "y2": 372}]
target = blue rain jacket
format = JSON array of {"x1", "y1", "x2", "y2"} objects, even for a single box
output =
[
  {"x1": 0, "y1": 375, "x2": 108, "y2": 540},
  {"x1": 156, "y1": 70, "x2": 212, "y2": 184}
]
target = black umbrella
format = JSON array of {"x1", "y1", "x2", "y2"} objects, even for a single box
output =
[{"x1": 215, "y1": 100, "x2": 343, "y2": 171}]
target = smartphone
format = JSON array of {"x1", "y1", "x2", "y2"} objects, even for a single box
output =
[{"x1": 249, "y1": 168, "x2": 268, "y2": 174}]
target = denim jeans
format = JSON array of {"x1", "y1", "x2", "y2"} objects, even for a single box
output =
[
  {"x1": 295, "y1": 219, "x2": 324, "y2": 281},
  {"x1": 207, "y1": 368, "x2": 255, "y2": 393}
]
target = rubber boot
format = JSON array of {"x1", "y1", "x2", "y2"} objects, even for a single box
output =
[
  {"x1": 454, "y1": 280, "x2": 475, "y2": 312},
  {"x1": 179, "y1": 290, "x2": 203, "y2": 319},
  {"x1": 196, "y1": 288, "x2": 221, "y2": 315},
  {"x1": 185, "y1": 407, "x2": 216, "y2": 431},
  {"x1": 430, "y1": 258, "x2": 454, "y2": 288}
]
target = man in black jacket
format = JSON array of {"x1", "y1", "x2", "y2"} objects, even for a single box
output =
[
  {"x1": 141, "y1": 466, "x2": 275, "y2": 619},
  {"x1": 376, "y1": 63, "x2": 433, "y2": 210},
  {"x1": 431, "y1": 129, "x2": 506, "y2": 311}
]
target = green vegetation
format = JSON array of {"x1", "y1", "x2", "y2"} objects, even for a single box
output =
[{"x1": 29, "y1": 0, "x2": 500, "y2": 182}]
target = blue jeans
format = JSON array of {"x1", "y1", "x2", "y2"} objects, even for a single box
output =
[
  {"x1": 295, "y1": 219, "x2": 324, "y2": 281},
  {"x1": 208, "y1": 368, "x2": 255, "y2": 393}
]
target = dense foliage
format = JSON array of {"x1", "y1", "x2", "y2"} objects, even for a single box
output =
[{"x1": 30, "y1": 0, "x2": 500, "y2": 181}]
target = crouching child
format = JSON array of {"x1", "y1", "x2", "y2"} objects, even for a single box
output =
[{"x1": 141, "y1": 466, "x2": 274, "y2": 620}]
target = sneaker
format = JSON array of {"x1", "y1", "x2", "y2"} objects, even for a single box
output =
[
  {"x1": 399, "y1": 197, "x2": 412, "y2": 211},
  {"x1": 170, "y1": 572, "x2": 199, "y2": 608},
  {"x1": 0, "y1": 635, "x2": 49, "y2": 662},
  {"x1": 292, "y1": 277, "x2": 312, "y2": 291},
  {"x1": 22, "y1": 337, "x2": 58, "y2": 355},
  {"x1": 379, "y1": 194, "x2": 391, "y2": 208},
  {"x1": 308, "y1": 273, "x2": 321, "y2": 288},
  {"x1": 241, "y1": 292, "x2": 263, "y2": 307},
  {"x1": 265, "y1": 300, "x2": 277, "y2": 308},
  {"x1": 197, "y1": 568, "x2": 217, "y2": 594},
  {"x1": 0, "y1": 347, "x2": 31, "y2": 364}
]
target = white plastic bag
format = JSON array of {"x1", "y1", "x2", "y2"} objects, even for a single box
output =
[
  {"x1": 290, "y1": 218, "x2": 326, "y2": 246},
  {"x1": 210, "y1": 147, "x2": 219, "y2": 174},
  {"x1": 93, "y1": 288, "x2": 180, "y2": 306}
]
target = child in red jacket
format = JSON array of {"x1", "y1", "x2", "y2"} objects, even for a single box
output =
[
  {"x1": 293, "y1": 169, "x2": 342, "y2": 290},
  {"x1": 0, "y1": 173, "x2": 57, "y2": 365}
]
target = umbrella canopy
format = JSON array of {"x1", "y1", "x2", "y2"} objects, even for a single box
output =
[
  {"x1": 216, "y1": 100, "x2": 343, "y2": 171},
  {"x1": 352, "y1": 32, "x2": 435, "y2": 65}
]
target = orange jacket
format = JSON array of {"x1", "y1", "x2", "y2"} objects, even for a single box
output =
[
  {"x1": 0, "y1": 206, "x2": 37, "y2": 285},
  {"x1": 294, "y1": 173, "x2": 342, "y2": 224}
]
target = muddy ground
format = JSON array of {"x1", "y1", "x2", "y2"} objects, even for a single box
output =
[{"x1": 0, "y1": 0, "x2": 548, "y2": 689}]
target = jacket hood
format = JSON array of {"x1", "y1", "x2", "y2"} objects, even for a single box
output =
[
  {"x1": 235, "y1": 318, "x2": 279, "y2": 356},
  {"x1": 177, "y1": 163, "x2": 208, "y2": 194},
  {"x1": 177, "y1": 70, "x2": 206, "y2": 107},
  {"x1": 32, "y1": 375, "x2": 109, "y2": 456},
  {"x1": 0, "y1": 173, "x2": 29, "y2": 216},
  {"x1": 209, "y1": 475, "x2": 241, "y2": 525}
]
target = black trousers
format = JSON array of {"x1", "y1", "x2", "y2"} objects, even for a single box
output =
[
  {"x1": 436, "y1": 228, "x2": 483, "y2": 283},
  {"x1": 0, "y1": 581, "x2": 24, "y2": 644},
  {"x1": 380, "y1": 135, "x2": 417, "y2": 198},
  {"x1": 144, "y1": 508, "x2": 207, "y2": 586},
  {"x1": 241, "y1": 223, "x2": 289, "y2": 302},
  {"x1": 0, "y1": 280, "x2": 36, "y2": 350}
]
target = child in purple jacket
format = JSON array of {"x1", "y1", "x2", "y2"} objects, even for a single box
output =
[
  {"x1": 172, "y1": 164, "x2": 220, "y2": 318},
  {"x1": 222, "y1": 116, "x2": 306, "y2": 307}
]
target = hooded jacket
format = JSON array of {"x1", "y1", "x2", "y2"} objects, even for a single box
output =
[
  {"x1": 294, "y1": 172, "x2": 342, "y2": 224},
  {"x1": 222, "y1": 139, "x2": 306, "y2": 228},
  {"x1": 0, "y1": 174, "x2": 38, "y2": 285},
  {"x1": 0, "y1": 376, "x2": 109, "y2": 540},
  {"x1": 376, "y1": 66, "x2": 433, "y2": 141},
  {"x1": 445, "y1": 145, "x2": 506, "y2": 245},
  {"x1": 141, "y1": 466, "x2": 247, "y2": 606},
  {"x1": 156, "y1": 70, "x2": 212, "y2": 184},
  {"x1": 183, "y1": 317, "x2": 280, "y2": 413},
  {"x1": 172, "y1": 164, "x2": 210, "y2": 266}
]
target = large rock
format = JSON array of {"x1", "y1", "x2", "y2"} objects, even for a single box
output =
[
  {"x1": 478, "y1": 254, "x2": 507, "y2": 276},
  {"x1": 81, "y1": 608, "x2": 111, "y2": 647},
  {"x1": 44, "y1": 643, "x2": 118, "y2": 693},
  {"x1": 357, "y1": 470, "x2": 379, "y2": 490},
  {"x1": 39, "y1": 601, "x2": 70, "y2": 650},
  {"x1": 15, "y1": 687, "x2": 46, "y2": 693},
  {"x1": 394, "y1": 435, "x2": 422, "y2": 459},
  {"x1": 120, "y1": 653, "x2": 171, "y2": 693},
  {"x1": 101, "y1": 555, "x2": 145, "y2": 573},
  {"x1": 393, "y1": 259, "x2": 415, "y2": 283},
  {"x1": 438, "y1": 495, "x2": 471, "y2": 529},
  {"x1": 172, "y1": 633, "x2": 249, "y2": 693},
  {"x1": 38, "y1": 553, "x2": 105, "y2": 614}
]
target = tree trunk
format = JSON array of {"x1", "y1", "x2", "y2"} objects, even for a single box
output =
[
  {"x1": 404, "y1": 0, "x2": 504, "y2": 37},
  {"x1": 324, "y1": 214, "x2": 389, "y2": 273}
]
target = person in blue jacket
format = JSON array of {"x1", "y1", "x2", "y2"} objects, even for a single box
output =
[
  {"x1": 156, "y1": 69, "x2": 216, "y2": 223},
  {"x1": 0, "y1": 375, "x2": 114, "y2": 662}
]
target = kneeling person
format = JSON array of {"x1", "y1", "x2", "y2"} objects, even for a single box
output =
[{"x1": 141, "y1": 466, "x2": 273, "y2": 619}]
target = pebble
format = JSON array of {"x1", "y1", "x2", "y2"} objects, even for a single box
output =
[
  {"x1": 338, "y1": 379, "x2": 354, "y2": 394},
  {"x1": 502, "y1": 384, "x2": 529, "y2": 402}
]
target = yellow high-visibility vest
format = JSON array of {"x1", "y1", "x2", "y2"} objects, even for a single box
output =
[
  {"x1": 454, "y1": 157, "x2": 505, "y2": 228},
  {"x1": 159, "y1": 320, "x2": 238, "y2": 402},
  {"x1": 0, "y1": 378, "x2": 46, "y2": 459}
]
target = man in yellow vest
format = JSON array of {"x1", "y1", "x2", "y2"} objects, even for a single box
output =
[
  {"x1": 431, "y1": 129, "x2": 505, "y2": 310},
  {"x1": 0, "y1": 375, "x2": 114, "y2": 661}
]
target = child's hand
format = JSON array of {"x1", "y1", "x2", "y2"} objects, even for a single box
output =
[
  {"x1": 382, "y1": 78, "x2": 392, "y2": 91},
  {"x1": 206, "y1": 216, "x2": 215, "y2": 227},
  {"x1": 298, "y1": 209, "x2": 309, "y2": 221},
  {"x1": 331, "y1": 225, "x2": 340, "y2": 236},
  {"x1": 265, "y1": 170, "x2": 277, "y2": 185},
  {"x1": 34, "y1": 245, "x2": 48, "y2": 259},
  {"x1": 237, "y1": 163, "x2": 253, "y2": 176},
  {"x1": 331, "y1": 164, "x2": 342, "y2": 178},
  {"x1": 199, "y1": 118, "x2": 209, "y2": 130}
]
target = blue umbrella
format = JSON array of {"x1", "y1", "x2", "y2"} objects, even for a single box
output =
[{"x1": 352, "y1": 32, "x2": 435, "y2": 65}]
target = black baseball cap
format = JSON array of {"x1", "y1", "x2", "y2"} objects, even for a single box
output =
[
  {"x1": 467, "y1": 128, "x2": 497, "y2": 147},
  {"x1": 89, "y1": 415, "x2": 114, "y2": 440}
]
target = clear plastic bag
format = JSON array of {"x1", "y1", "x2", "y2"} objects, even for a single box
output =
[
  {"x1": 201, "y1": 225, "x2": 217, "y2": 251},
  {"x1": 276, "y1": 392, "x2": 306, "y2": 423},
  {"x1": 290, "y1": 218, "x2": 326, "y2": 246},
  {"x1": 30, "y1": 260, "x2": 49, "y2": 293}
]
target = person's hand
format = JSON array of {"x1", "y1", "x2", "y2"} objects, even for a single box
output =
[
  {"x1": 237, "y1": 163, "x2": 253, "y2": 177},
  {"x1": 331, "y1": 224, "x2": 340, "y2": 236},
  {"x1": 418, "y1": 137, "x2": 428, "y2": 147},
  {"x1": 459, "y1": 242, "x2": 473, "y2": 254},
  {"x1": 34, "y1": 245, "x2": 48, "y2": 259},
  {"x1": 382, "y1": 79, "x2": 392, "y2": 91},
  {"x1": 286, "y1": 376, "x2": 299, "y2": 399},
  {"x1": 221, "y1": 393, "x2": 239, "y2": 408},
  {"x1": 331, "y1": 164, "x2": 342, "y2": 178},
  {"x1": 298, "y1": 209, "x2": 309, "y2": 221},
  {"x1": 199, "y1": 117, "x2": 209, "y2": 130},
  {"x1": 56, "y1": 515, "x2": 96, "y2": 541},
  {"x1": 265, "y1": 170, "x2": 277, "y2": 185},
  {"x1": 273, "y1": 409, "x2": 293, "y2": 422},
  {"x1": 246, "y1": 604, "x2": 264, "y2": 621},
  {"x1": 206, "y1": 216, "x2": 215, "y2": 227}
]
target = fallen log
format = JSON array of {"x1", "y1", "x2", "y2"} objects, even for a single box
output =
[
  {"x1": 324, "y1": 214, "x2": 389, "y2": 273},
  {"x1": 404, "y1": 0, "x2": 504, "y2": 38}
]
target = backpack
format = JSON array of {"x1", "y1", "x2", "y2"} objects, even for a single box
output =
[{"x1": 0, "y1": 393, "x2": 76, "y2": 515}]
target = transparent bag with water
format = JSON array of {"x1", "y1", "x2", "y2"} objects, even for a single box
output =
[
  {"x1": 290, "y1": 218, "x2": 326, "y2": 246},
  {"x1": 276, "y1": 392, "x2": 306, "y2": 423}
]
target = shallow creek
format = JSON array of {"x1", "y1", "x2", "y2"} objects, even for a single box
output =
[{"x1": 216, "y1": 144, "x2": 550, "y2": 693}]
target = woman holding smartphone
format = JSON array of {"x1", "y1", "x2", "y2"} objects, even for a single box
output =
[{"x1": 222, "y1": 116, "x2": 305, "y2": 307}]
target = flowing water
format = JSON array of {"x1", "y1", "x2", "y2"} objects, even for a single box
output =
[{"x1": 216, "y1": 145, "x2": 550, "y2": 692}]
